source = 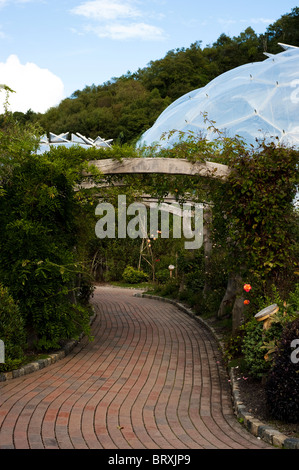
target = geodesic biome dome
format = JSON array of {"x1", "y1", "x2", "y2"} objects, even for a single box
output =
[{"x1": 138, "y1": 44, "x2": 299, "y2": 150}]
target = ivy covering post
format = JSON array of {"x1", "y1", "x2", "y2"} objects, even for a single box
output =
[{"x1": 213, "y1": 139, "x2": 298, "y2": 330}]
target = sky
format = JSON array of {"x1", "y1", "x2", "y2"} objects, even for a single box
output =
[{"x1": 0, "y1": 0, "x2": 297, "y2": 113}]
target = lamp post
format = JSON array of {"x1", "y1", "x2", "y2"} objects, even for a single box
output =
[
  {"x1": 254, "y1": 304, "x2": 279, "y2": 330},
  {"x1": 168, "y1": 265, "x2": 175, "y2": 279}
]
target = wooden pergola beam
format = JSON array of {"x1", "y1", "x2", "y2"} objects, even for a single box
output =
[{"x1": 87, "y1": 157, "x2": 230, "y2": 180}]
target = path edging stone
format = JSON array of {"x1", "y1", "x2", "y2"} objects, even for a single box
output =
[
  {"x1": 0, "y1": 311, "x2": 97, "y2": 383},
  {"x1": 136, "y1": 292, "x2": 299, "y2": 450}
]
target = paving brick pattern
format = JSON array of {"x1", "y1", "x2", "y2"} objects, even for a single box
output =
[{"x1": 0, "y1": 286, "x2": 272, "y2": 449}]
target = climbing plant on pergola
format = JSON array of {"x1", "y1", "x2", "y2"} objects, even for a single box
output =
[{"x1": 87, "y1": 129, "x2": 298, "y2": 331}]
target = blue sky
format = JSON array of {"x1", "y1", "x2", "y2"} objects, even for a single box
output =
[{"x1": 0, "y1": 0, "x2": 297, "y2": 113}]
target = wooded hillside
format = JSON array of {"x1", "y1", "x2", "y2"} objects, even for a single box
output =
[{"x1": 11, "y1": 7, "x2": 299, "y2": 145}]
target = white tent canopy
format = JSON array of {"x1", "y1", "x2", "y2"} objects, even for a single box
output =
[{"x1": 37, "y1": 131, "x2": 113, "y2": 154}]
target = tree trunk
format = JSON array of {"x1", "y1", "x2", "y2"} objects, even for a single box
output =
[
  {"x1": 231, "y1": 290, "x2": 245, "y2": 332},
  {"x1": 218, "y1": 273, "x2": 245, "y2": 331},
  {"x1": 217, "y1": 275, "x2": 238, "y2": 318}
]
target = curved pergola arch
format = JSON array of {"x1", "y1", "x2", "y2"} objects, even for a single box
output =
[
  {"x1": 84, "y1": 156, "x2": 249, "y2": 331},
  {"x1": 87, "y1": 157, "x2": 230, "y2": 181},
  {"x1": 84, "y1": 156, "x2": 219, "y2": 302}
]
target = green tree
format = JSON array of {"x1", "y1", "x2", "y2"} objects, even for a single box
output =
[
  {"x1": 0, "y1": 112, "x2": 97, "y2": 350},
  {"x1": 261, "y1": 7, "x2": 299, "y2": 52}
]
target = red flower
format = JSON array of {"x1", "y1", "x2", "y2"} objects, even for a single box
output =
[
  {"x1": 243, "y1": 284, "x2": 252, "y2": 293},
  {"x1": 244, "y1": 299, "x2": 250, "y2": 305}
]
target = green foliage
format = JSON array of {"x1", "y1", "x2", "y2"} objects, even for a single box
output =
[
  {"x1": 240, "y1": 283, "x2": 299, "y2": 378},
  {"x1": 0, "y1": 6, "x2": 298, "y2": 395},
  {"x1": 148, "y1": 123, "x2": 297, "y2": 327},
  {"x1": 100, "y1": 239, "x2": 142, "y2": 282},
  {"x1": 152, "y1": 279, "x2": 180, "y2": 298},
  {"x1": 165, "y1": 128, "x2": 298, "y2": 290},
  {"x1": 204, "y1": 27, "x2": 263, "y2": 77},
  {"x1": 0, "y1": 284, "x2": 26, "y2": 371},
  {"x1": 262, "y1": 7, "x2": 299, "y2": 53},
  {"x1": 37, "y1": 79, "x2": 170, "y2": 145},
  {"x1": 223, "y1": 142, "x2": 298, "y2": 281},
  {"x1": 286, "y1": 284, "x2": 299, "y2": 317},
  {"x1": 241, "y1": 317, "x2": 281, "y2": 378},
  {"x1": 149, "y1": 125, "x2": 297, "y2": 381},
  {"x1": 122, "y1": 266, "x2": 148, "y2": 284},
  {"x1": 0, "y1": 113, "x2": 95, "y2": 351},
  {"x1": 265, "y1": 317, "x2": 299, "y2": 423},
  {"x1": 178, "y1": 249, "x2": 205, "y2": 292},
  {"x1": 155, "y1": 269, "x2": 170, "y2": 284},
  {"x1": 90, "y1": 188, "x2": 145, "y2": 282},
  {"x1": 223, "y1": 324, "x2": 246, "y2": 364}
]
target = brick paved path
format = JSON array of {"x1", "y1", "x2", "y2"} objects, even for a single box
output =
[{"x1": 0, "y1": 286, "x2": 272, "y2": 450}]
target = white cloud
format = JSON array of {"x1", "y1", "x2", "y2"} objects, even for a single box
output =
[
  {"x1": 250, "y1": 17, "x2": 274, "y2": 25},
  {"x1": 71, "y1": 0, "x2": 142, "y2": 21},
  {"x1": 0, "y1": 55, "x2": 65, "y2": 113},
  {"x1": 218, "y1": 18, "x2": 237, "y2": 26},
  {"x1": 87, "y1": 22, "x2": 165, "y2": 41},
  {"x1": 71, "y1": 0, "x2": 166, "y2": 41},
  {"x1": 0, "y1": 0, "x2": 40, "y2": 7}
]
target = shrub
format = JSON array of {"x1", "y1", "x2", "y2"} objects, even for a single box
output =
[
  {"x1": 155, "y1": 269, "x2": 170, "y2": 284},
  {"x1": 122, "y1": 266, "x2": 148, "y2": 284},
  {"x1": 223, "y1": 324, "x2": 246, "y2": 364},
  {"x1": 0, "y1": 133, "x2": 94, "y2": 351},
  {"x1": 0, "y1": 284, "x2": 26, "y2": 371},
  {"x1": 195, "y1": 288, "x2": 226, "y2": 317},
  {"x1": 241, "y1": 285, "x2": 299, "y2": 378},
  {"x1": 287, "y1": 284, "x2": 299, "y2": 318},
  {"x1": 155, "y1": 279, "x2": 180, "y2": 298},
  {"x1": 241, "y1": 317, "x2": 283, "y2": 378},
  {"x1": 178, "y1": 249, "x2": 205, "y2": 293},
  {"x1": 265, "y1": 318, "x2": 299, "y2": 423}
]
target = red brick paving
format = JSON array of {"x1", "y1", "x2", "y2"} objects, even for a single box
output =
[{"x1": 0, "y1": 286, "x2": 272, "y2": 449}]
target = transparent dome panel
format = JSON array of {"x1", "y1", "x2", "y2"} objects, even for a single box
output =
[{"x1": 138, "y1": 46, "x2": 299, "y2": 150}]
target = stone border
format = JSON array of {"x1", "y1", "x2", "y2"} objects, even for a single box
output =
[
  {"x1": 135, "y1": 292, "x2": 299, "y2": 449},
  {"x1": 229, "y1": 367, "x2": 299, "y2": 449},
  {"x1": 0, "y1": 311, "x2": 97, "y2": 382}
]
